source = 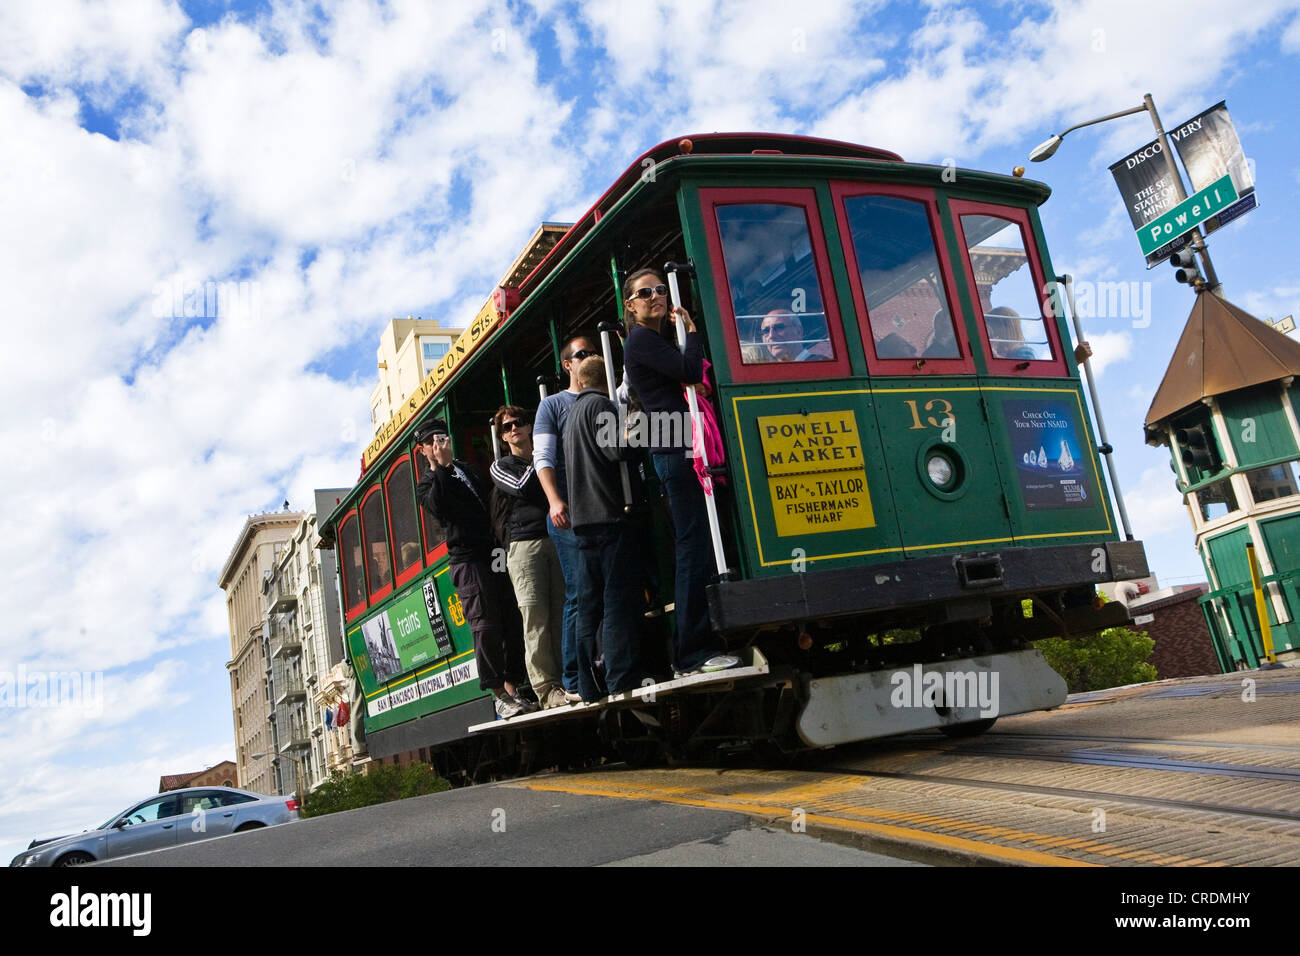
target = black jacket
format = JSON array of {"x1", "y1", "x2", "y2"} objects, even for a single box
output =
[
  {"x1": 623, "y1": 323, "x2": 703, "y2": 454},
  {"x1": 489, "y1": 454, "x2": 548, "y2": 542},
  {"x1": 415, "y1": 458, "x2": 496, "y2": 563},
  {"x1": 563, "y1": 388, "x2": 634, "y2": 531}
]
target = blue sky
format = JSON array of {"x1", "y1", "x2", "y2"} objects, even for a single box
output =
[{"x1": 2, "y1": 0, "x2": 1300, "y2": 861}]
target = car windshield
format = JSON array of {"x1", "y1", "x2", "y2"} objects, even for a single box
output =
[{"x1": 97, "y1": 806, "x2": 129, "y2": 829}]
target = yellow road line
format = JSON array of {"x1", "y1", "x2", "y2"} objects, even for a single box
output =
[{"x1": 522, "y1": 778, "x2": 1098, "y2": 867}]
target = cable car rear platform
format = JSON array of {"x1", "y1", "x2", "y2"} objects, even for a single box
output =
[{"x1": 466, "y1": 648, "x2": 777, "y2": 736}]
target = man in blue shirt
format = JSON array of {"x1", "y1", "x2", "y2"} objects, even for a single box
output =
[{"x1": 533, "y1": 335, "x2": 600, "y2": 701}]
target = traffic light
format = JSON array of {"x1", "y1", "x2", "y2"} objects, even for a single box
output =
[
  {"x1": 1175, "y1": 423, "x2": 1220, "y2": 472},
  {"x1": 1171, "y1": 248, "x2": 1203, "y2": 287}
]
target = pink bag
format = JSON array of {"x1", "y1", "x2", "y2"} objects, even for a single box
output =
[{"x1": 685, "y1": 360, "x2": 726, "y2": 494}]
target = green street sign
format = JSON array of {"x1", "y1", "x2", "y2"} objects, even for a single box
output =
[{"x1": 1138, "y1": 174, "x2": 1239, "y2": 255}]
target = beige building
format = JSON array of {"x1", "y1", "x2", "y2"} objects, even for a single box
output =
[
  {"x1": 220, "y1": 509, "x2": 303, "y2": 795},
  {"x1": 369, "y1": 317, "x2": 464, "y2": 431},
  {"x1": 260, "y1": 490, "x2": 355, "y2": 796}
]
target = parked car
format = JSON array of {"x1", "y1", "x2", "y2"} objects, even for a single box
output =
[{"x1": 9, "y1": 786, "x2": 299, "y2": 867}]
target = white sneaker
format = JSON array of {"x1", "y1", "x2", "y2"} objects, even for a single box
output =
[
  {"x1": 543, "y1": 688, "x2": 570, "y2": 709},
  {"x1": 701, "y1": 655, "x2": 741, "y2": 672},
  {"x1": 494, "y1": 694, "x2": 525, "y2": 719}
]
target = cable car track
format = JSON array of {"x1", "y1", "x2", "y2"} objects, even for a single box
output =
[
  {"x1": 911, "y1": 744, "x2": 1300, "y2": 783},
  {"x1": 910, "y1": 731, "x2": 1300, "y2": 754},
  {"x1": 820, "y1": 764, "x2": 1300, "y2": 824}
]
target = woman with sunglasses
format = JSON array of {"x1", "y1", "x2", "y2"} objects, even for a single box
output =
[
  {"x1": 489, "y1": 404, "x2": 568, "y2": 709},
  {"x1": 621, "y1": 267, "x2": 734, "y2": 677}
]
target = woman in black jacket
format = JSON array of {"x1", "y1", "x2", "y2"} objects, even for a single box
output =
[
  {"x1": 489, "y1": 405, "x2": 570, "y2": 708},
  {"x1": 620, "y1": 267, "x2": 735, "y2": 677}
]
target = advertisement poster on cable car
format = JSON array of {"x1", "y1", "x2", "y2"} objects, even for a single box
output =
[
  {"x1": 360, "y1": 588, "x2": 447, "y2": 683},
  {"x1": 1004, "y1": 399, "x2": 1092, "y2": 510}
]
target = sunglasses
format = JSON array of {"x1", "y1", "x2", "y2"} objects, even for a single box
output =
[
  {"x1": 567, "y1": 349, "x2": 599, "y2": 362},
  {"x1": 499, "y1": 419, "x2": 528, "y2": 432},
  {"x1": 627, "y1": 284, "x2": 668, "y2": 301}
]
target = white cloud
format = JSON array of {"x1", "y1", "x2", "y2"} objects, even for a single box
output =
[
  {"x1": 1124, "y1": 464, "x2": 1194, "y2": 540},
  {"x1": 1240, "y1": 284, "x2": 1300, "y2": 325},
  {"x1": 0, "y1": 0, "x2": 189, "y2": 100},
  {"x1": 1283, "y1": 12, "x2": 1300, "y2": 52},
  {"x1": 1079, "y1": 329, "x2": 1132, "y2": 376}
]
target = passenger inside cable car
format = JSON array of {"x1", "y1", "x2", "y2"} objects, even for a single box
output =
[
  {"x1": 987, "y1": 305, "x2": 1049, "y2": 361},
  {"x1": 757, "y1": 309, "x2": 832, "y2": 362}
]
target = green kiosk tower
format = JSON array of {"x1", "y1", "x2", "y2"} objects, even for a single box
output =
[{"x1": 1145, "y1": 294, "x2": 1300, "y2": 669}]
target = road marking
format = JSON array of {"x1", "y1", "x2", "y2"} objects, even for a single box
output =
[{"x1": 520, "y1": 778, "x2": 1099, "y2": 867}]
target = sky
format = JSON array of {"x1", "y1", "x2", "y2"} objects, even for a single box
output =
[{"x1": 3, "y1": 0, "x2": 1300, "y2": 861}]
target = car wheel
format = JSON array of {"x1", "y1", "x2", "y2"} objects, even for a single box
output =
[
  {"x1": 234, "y1": 822, "x2": 265, "y2": 833},
  {"x1": 54, "y1": 851, "x2": 95, "y2": 867}
]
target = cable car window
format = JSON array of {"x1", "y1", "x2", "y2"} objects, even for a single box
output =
[
  {"x1": 843, "y1": 195, "x2": 959, "y2": 361},
  {"x1": 360, "y1": 490, "x2": 393, "y2": 599},
  {"x1": 413, "y1": 450, "x2": 447, "y2": 556},
  {"x1": 385, "y1": 458, "x2": 422, "y2": 579},
  {"x1": 715, "y1": 204, "x2": 834, "y2": 365},
  {"x1": 960, "y1": 214, "x2": 1052, "y2": 361},
  {"x1": 338, "y1": 515, "x2": 366, "y2": 614}
]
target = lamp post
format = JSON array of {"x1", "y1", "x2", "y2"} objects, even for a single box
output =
[
  {"x1": 1029, "y1": 92, "x2": 1223, "y2": 295},
  {"x1": 251, "y1": 749, "x2": 304, "y2": 803}
]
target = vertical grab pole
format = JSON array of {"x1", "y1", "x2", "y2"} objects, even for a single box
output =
[
  {"x1": 596, "y1": 320, "x2": 635, "y2": 510},
  {"x1": 1058, "y1": 274, "x2": 1133, "y2": 541},
  {"x1": 664, "y1": 260, "x2": 730, "y2": 580},
  {"x1": 537, "y1": 375, "x2": 550, "y2": 401},
  {"x1": 489, "y1": 417, "x2": 501, "y2": 463}
]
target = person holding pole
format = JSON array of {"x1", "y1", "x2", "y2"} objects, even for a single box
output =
[
  {"x1": 563, "y1": 356, "x2": 643, "y2": 701},
  {"x1": 621, "y1": 267, "x2": 736, "y2": 677},
  {"x1": 534, "y1": 335, "x2": 601, "y2": 702},
  {"x1": 490, "y1": 405, "x2": 568, "y2": 709}
]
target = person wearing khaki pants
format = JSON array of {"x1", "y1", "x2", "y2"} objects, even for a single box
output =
[{"x1": 490, "y1": 405, "x2": 568, "y2": 709}]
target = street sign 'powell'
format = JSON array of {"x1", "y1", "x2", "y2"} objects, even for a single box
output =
[{"x1": 1137, "y1": 175, "x2": 1238, "y2": 256}]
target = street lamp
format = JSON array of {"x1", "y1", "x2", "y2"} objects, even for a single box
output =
[
  {"x1": 1030, "y1": 92, "x2": 1222, "y2": 295},
  {"x1": 250, "y1": 750, "x2": 304, "y2": 802}
]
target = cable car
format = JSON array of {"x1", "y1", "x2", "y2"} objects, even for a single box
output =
[{"x1": 320, "y1": 134, "x2": 1148, "y2": 779}]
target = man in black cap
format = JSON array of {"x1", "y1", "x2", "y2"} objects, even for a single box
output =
[{"x1": 413, "y1": 418, "x2": 533, "y2": 719}]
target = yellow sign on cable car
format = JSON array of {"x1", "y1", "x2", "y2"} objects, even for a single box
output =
[{"x1": 758, "y1": 410, "x2": 874, "y2": 536}]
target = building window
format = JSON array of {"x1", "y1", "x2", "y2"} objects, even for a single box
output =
[
  {"x1": 1245, "y1": 460, "x2": 1300, "y2": 504},
  {"x1": 422, "y1": 341, "x2": 450, "y2": 377}
]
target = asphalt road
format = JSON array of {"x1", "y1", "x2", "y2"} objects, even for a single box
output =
[{"x1": 103, "y1": 773, "x2": 924, "y2": 867}]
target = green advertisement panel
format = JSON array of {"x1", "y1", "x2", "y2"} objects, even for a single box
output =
[{"x1": 359, "y1": 586, "x2": 453, "y2": 686}]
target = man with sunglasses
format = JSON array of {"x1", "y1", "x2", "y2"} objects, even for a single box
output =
[
  {"x1": 490, "y1": 405, "x2": 567, "y2": 709},
  {"x1": 758, "y1": 309, "x2": 833, "y2": 363},
  {"x1": 414, "y1": 418, "x2": 533, "y2": 719},
  {"x1": 533, "y1": 335, "x2": 601, "y2": 702}
]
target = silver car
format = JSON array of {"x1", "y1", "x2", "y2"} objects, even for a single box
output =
[{"x1": 9, "y1": 786, "x2": 299, "y2": 867}]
